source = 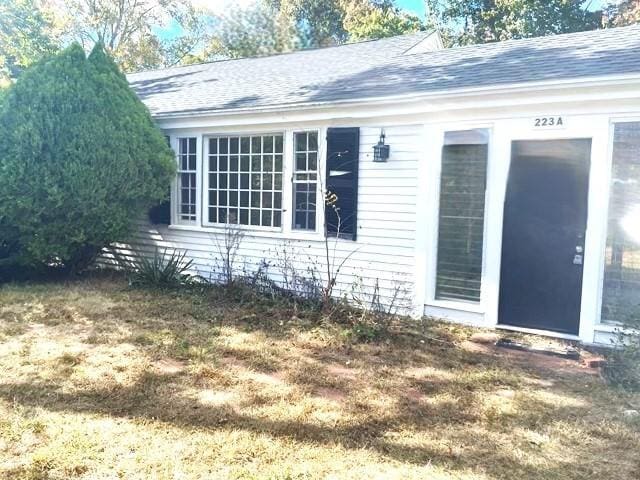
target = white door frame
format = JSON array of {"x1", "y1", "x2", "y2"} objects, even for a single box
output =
[{"x1": 483, "y1": 114, "x2": 611, "y2": 343}]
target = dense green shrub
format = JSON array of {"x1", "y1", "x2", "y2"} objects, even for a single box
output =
[{"x1": 0, "y1": 43, "x2": 175, "y2": 274}]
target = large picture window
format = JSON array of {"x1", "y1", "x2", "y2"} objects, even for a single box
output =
[
  {"x1": 435, "y1": 129, "x2": 489, "y2": 303},
  {"x1": 601, "y1": 122, "x2": 640, "y2": 324},
  {"x1": 206, "y1": 134, "x2": 283, "y2": 227},
  {"x1": 177, "y1": 137, "x2": 197, "y2": 222},
  {"x1": 293, "y1": 131, "x2": 318, "y2": 231}
]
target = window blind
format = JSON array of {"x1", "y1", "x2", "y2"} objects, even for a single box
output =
[{"x1": 435, "y1": 129, "x2": 489, "y2": 302}]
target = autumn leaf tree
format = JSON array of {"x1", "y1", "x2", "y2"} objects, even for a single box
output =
[
  {"x1": 0, "y1": 0, "x2": 59, "y2": 83},
  {"x1": 425, "y1": 0, "x2": 603, "y2": 46}
]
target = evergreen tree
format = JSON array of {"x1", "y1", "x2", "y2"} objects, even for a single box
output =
[{"x1": 0, "y1": 43, "x2": 175, "y2": 274}]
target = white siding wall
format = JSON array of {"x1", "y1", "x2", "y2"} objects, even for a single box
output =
[
  {"x1": 99, "y1": 86, "x2": 640, "y2": 344},
  {"x1": 102, "y1": 123, "x2": 423, "y2": 312}
]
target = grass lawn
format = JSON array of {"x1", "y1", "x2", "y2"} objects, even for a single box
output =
[{"x1": 0, "y1": 275, "x2": 639, "y2": 479}]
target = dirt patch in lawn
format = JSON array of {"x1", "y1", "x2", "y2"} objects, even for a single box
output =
[
  {"x1": 462, "y1": 339, "x2": 600, "y2": 377},
  {"x1": 153, "y1": 358, "x2": 187, "y2": 375},
  {"x1": 0, "y1": 275, "x2": 638, "y2": 480}
]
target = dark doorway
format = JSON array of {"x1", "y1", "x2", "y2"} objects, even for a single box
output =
[{"x1": 498, "y1": 139, "x2": 591, "y2": 334}]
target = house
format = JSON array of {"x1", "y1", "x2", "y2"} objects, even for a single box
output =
[{"x1": 119, "y1": 25, "x2": 640, "y2": 345}]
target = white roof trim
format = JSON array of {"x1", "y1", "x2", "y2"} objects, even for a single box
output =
[{"x1": 151, "y1": 73, "x2": 640, "y2": 120}]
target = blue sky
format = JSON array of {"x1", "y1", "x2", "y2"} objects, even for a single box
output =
[{"x1": 396, "y1": 0, "x2": 426, "y2": 18}]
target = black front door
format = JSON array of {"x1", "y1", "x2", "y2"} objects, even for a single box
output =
[{"x1": 498, "y1": 139, "x2": 591, "y2": 334}]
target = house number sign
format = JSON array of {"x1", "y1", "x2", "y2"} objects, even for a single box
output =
[{"x1": 533, "y1": 116, "x2": 565, "y2": 128}]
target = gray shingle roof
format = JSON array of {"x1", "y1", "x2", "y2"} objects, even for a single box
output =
[{"x1": 128, "y1": 25, "x2": 640, "y2": 117}]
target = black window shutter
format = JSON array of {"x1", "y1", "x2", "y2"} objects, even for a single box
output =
[
  {"x1": 325, "y1": 127, "x2": 360, "y2": 240},
  {"x1": 149, "y1": 200, "x2": 171, "y2": 225},
  {"x1": 149, "y1": 135, "x2": 172, "y2": 225}
]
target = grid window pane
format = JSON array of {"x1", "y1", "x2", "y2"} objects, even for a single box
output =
[
  {"x1": 264, "y1": 136, "x2": 273, "y2": 153},
  {"x1": 177, "y1": 137, "x2": 197, "y2": 222},
  {"x1": 292, "y1": 131, "x2": 319, "y2": 231},
  {"x1": 207, "y1": 134, "x2": 284, "y2": 227}
]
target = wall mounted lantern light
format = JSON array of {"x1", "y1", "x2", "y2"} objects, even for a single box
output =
[{"x1": 373, "y1": 130, "x2": 390, "y2": 162}]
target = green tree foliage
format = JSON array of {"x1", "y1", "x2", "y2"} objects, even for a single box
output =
[
  {"x1": 606, "y1": 0, "x2": 640, "y2": 26},
  {"x1": 0, "y1": 0, "x2": 59, "y2": 83},
  {"x1": 206, "y1": 1, "x2": 301, "y2": 59},
  {"x1": 426, "y1": 0, "x2": 603, "y2": 46},
  {"x1": 0, "y1": 43, "x2": 175, "y2": 273},
  {"x1": 51, "y1": 0, "x2": 208, "y2": 72},
  {"x1": 276, "y1": 0, "x2": 349, "y2": 46},
  {"x1": 208, "y1": 0, "x2": 424, "y2": 59},
  {"x1": 343, "y1": 0, "x2": 423, "y2": 41}
]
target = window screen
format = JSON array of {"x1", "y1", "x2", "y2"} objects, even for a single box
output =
[
  {"x1": 177, "y1": 137, "x2": 197, "y2": 222},
  {"x1": 435, "y1": 129, "x2": 489, "y2": 302},
  {"x1": 601, "y1": 121, "x2": 640, "y2": 324},
  {"x1": 207, "y1": 135, "x2": 283, "y2": 227},
  {"x1": 293, "y1": 131, "x2": 318, "y2": 231}
]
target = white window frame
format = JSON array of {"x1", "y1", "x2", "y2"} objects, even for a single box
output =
[
  {"x1": 201, "y1": 131, "x2": 286, "y2": 232},
  {"x1": 166, "y1": 126, "x2": 328, "y2": 241},
  {"x1": 431, "y1": 126, "x2": 492, "y2": 308},
  {"x1": 596, "y1": 116, "x2": 640, "y2": 327},
  {"x1": 424, "y1": 123, "x2": 494, "y2": 315},
  {"x1": 174, "y1": 136, "x2": 199, "y2": 225},
  {"x1": 292, "y1": 130, "x2": 320, "y2": 232}
]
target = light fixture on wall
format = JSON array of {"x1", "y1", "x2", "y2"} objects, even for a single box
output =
[{"x1": 373, "y1": 130, "x2": 390, "y2": 162}]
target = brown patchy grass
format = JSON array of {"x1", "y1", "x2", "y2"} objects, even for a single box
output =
[{"x1": 0, "y1": 274, "x2": 638, "y2": 480}]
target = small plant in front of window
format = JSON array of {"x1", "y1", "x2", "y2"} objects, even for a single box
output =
[
  {"x1": 271, "y1": 241, "x2": 323, "y2": 303},
  {"x1": 113, "y1": 247, "x2": 194, "y2": 288},
  {"x1": 209, "y1": 221, "x2": 246, "y2": 287},
  {"x1": 319, "y1": 188, "x2": 359, "y2": 312},
  {"x1": 603, "y1": 313, "x2": 640, "y2": 392},
  {"x1": 342, "y1": 276, "x2": 412, "y2": 342}
]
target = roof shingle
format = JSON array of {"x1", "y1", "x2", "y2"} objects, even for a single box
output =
[{"x1": 128, "y1": 25, "x2": 640, "y2": 116}]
